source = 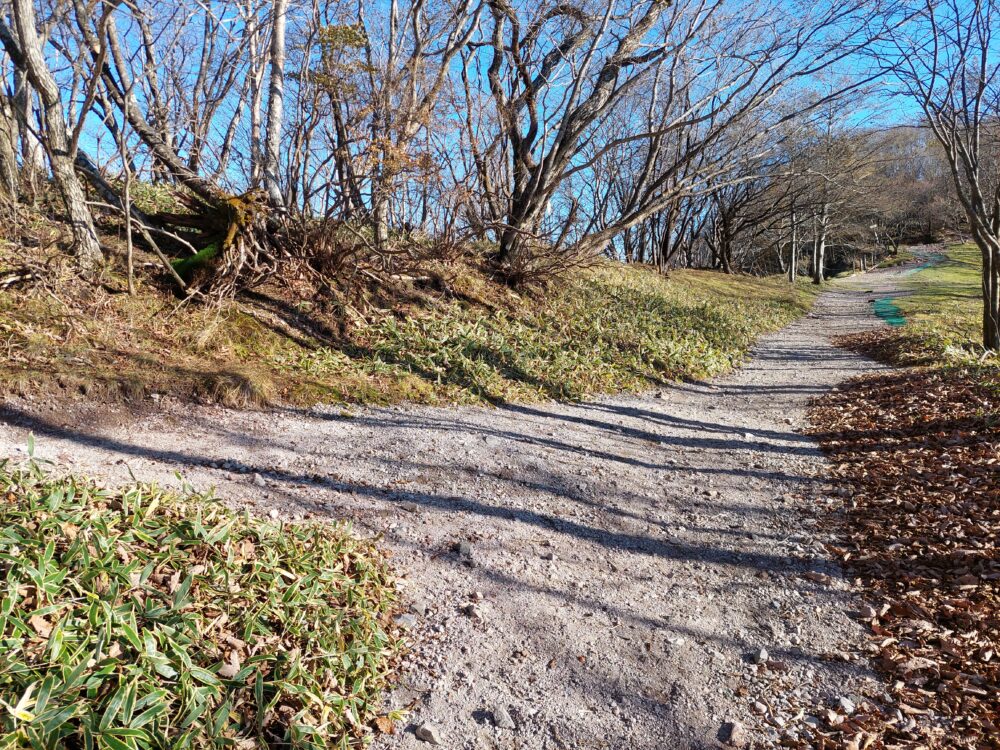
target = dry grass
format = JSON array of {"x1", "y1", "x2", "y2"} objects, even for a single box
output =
[{"x1": 0, "y1": 236, "x2": 817, "y2": 408}]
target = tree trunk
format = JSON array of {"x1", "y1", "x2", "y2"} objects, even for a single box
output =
[
  {"x1": 0, "y1": 94, "x2": 19, "y2": 199},
  {"x1": 658, "y1": 217, "x2": 672, "y2": 274},
  {"x1": 980, "y1": 242, "x2": 1000, "y2": 351},
  {"x1": 13, "y1": 69, "x2": 42, "y2": 204},
  {"x1": 331, "y1": 103, "x2": 363, "y2": 216},
  {"x1": 812, "y1": 206, "x2": 828, "y2": 285},
  {"x1": 788, "y1": 204, "x2": 797, "y2": 283},
  {"x1": 719, "y1": 215, "x2": 734, "y2": 274},
  {"x1": 719, "y1": 235, "x2": 733, "y2": 273},
  {"x1": 263, "y1": 0, "x2": 287, "y2": 208},
  {"x1": 247, "y1": 15, "x2": 265, "y2": 185},
  {"x1": 495, "y1": 189, "x2": 545, "y2": 274},
  {"x1": 2, "y1": 0, "x2": 102, "y2": 271},
  {"x1": 373, "y1": 192, "x2": 390, "y2": 250}
]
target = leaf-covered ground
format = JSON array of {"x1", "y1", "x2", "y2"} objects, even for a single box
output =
[{"x1": 809, "y1": 355, "x2": 999, "y2": 749}]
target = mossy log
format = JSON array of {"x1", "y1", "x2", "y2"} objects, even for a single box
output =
[
  {"x1": 76, "y1": 155, "x2": 292, "y2": 297},
  {"x1": 179, "y1": 189, "x2": 290, "y2": 297}
]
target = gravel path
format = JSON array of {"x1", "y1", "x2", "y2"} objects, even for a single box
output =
[{"x1": 0, "y1": 257, "x2": 929, "y2": 749}]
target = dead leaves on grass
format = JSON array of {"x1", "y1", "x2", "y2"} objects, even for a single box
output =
[{"x1": 809, "y1": 364, "x2": 999, "y2": 749}]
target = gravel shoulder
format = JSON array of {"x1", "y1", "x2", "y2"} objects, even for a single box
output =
[{"x1": 0, "y1": 259, "x2": 926, "y2": 749}]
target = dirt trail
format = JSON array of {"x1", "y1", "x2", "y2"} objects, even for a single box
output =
[{"x1": 0, "y1": 255, "x2": 932, "y2": 749}]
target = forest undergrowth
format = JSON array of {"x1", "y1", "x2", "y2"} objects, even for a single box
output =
[{"x1": 0, "y1": 234, "x2": 817, "y2": 410}]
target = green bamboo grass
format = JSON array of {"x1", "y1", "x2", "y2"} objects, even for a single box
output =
[{"x1": 0, "y1": 456, "x2": 401, "y2": 750}]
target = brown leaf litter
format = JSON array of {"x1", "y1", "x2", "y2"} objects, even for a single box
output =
[{"x1": 806, "y1": 340, "x2": 999, "y2": 749}]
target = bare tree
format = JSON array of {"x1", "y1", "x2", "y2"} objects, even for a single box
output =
[
  {"x1": 469, "y1": 0, "x2": 673, "y2": 276},
  {"x1": 264, "y1": 0, "x2": 288, "y2": 207},
  {"x1": 0, "y1": 0, "x2": 924, "y2": 298},
  {"x1": 461, "y1": 0, "x2": 900, "y2": 281},
  {"x1": 0, "y1": 0, "x2": 102, "y2": 271},
  {"x1": 867, "y1": 126, "x2": 958, "y2": 249},
  {"x1": 888, "y1": 0, "x2": 1000, "y2": 349}
]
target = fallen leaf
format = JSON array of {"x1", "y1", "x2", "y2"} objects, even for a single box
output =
[{"x1": 29, "y1": 615, "x2": 52, "y2": 639}]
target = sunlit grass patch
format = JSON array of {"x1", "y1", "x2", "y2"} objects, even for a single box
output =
[
  {"x1": 0, "y1": 245, "x2": 817, "y2": 407},
  {"x1": 894, "y1": 243, "x2": 986, "y2": 361},
  {"x1": 0, "y1": 459, "x2": 401, "y2": 749},
  {"x1": 837, "y1": 243, "x2": 998, "y2": 393}
]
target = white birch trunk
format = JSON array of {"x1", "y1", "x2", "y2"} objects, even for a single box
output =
[{"x1": 263, "y1": 0, "x2": 287, "y2": 207}]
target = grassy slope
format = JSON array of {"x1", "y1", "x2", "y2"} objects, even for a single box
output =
[
  {"x1": 875, "y1": 248, "x2": 917, "y2": 269},
  {"x1": 838, "y1": 242, "x2": 997, "y2": 391},
  {"x1": 0, "y1": 260, "x2": 817, "y2": 408},
  {"x1": 894, "y1": 242, "x2": 984, "y2": 357}
]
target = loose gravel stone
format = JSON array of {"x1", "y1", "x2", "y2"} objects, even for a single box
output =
[
  {"x1": 492, "y1": 706, "x2": 516, "y2": 729},
  {"x1": 722, "y1": 720, "x2": 748, "y2": 747},
  {"x1": 461, "y1": 603, "x2": 482, "y2": 619},
  {"x1": 415, "y1": 723, "x2": 442, "y2": 745},
  {"x1": 395, "y1": 614, "x2": 418, "y2": 629}
]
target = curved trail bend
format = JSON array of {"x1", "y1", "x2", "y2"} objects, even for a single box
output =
[{"x1": 0, "y1": 256, "x2": 930, "y2": 749}]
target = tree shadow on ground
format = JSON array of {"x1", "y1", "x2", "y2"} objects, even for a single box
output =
[{"x1": 0, "y1": 377, "x2": 863, "y2": 749}]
